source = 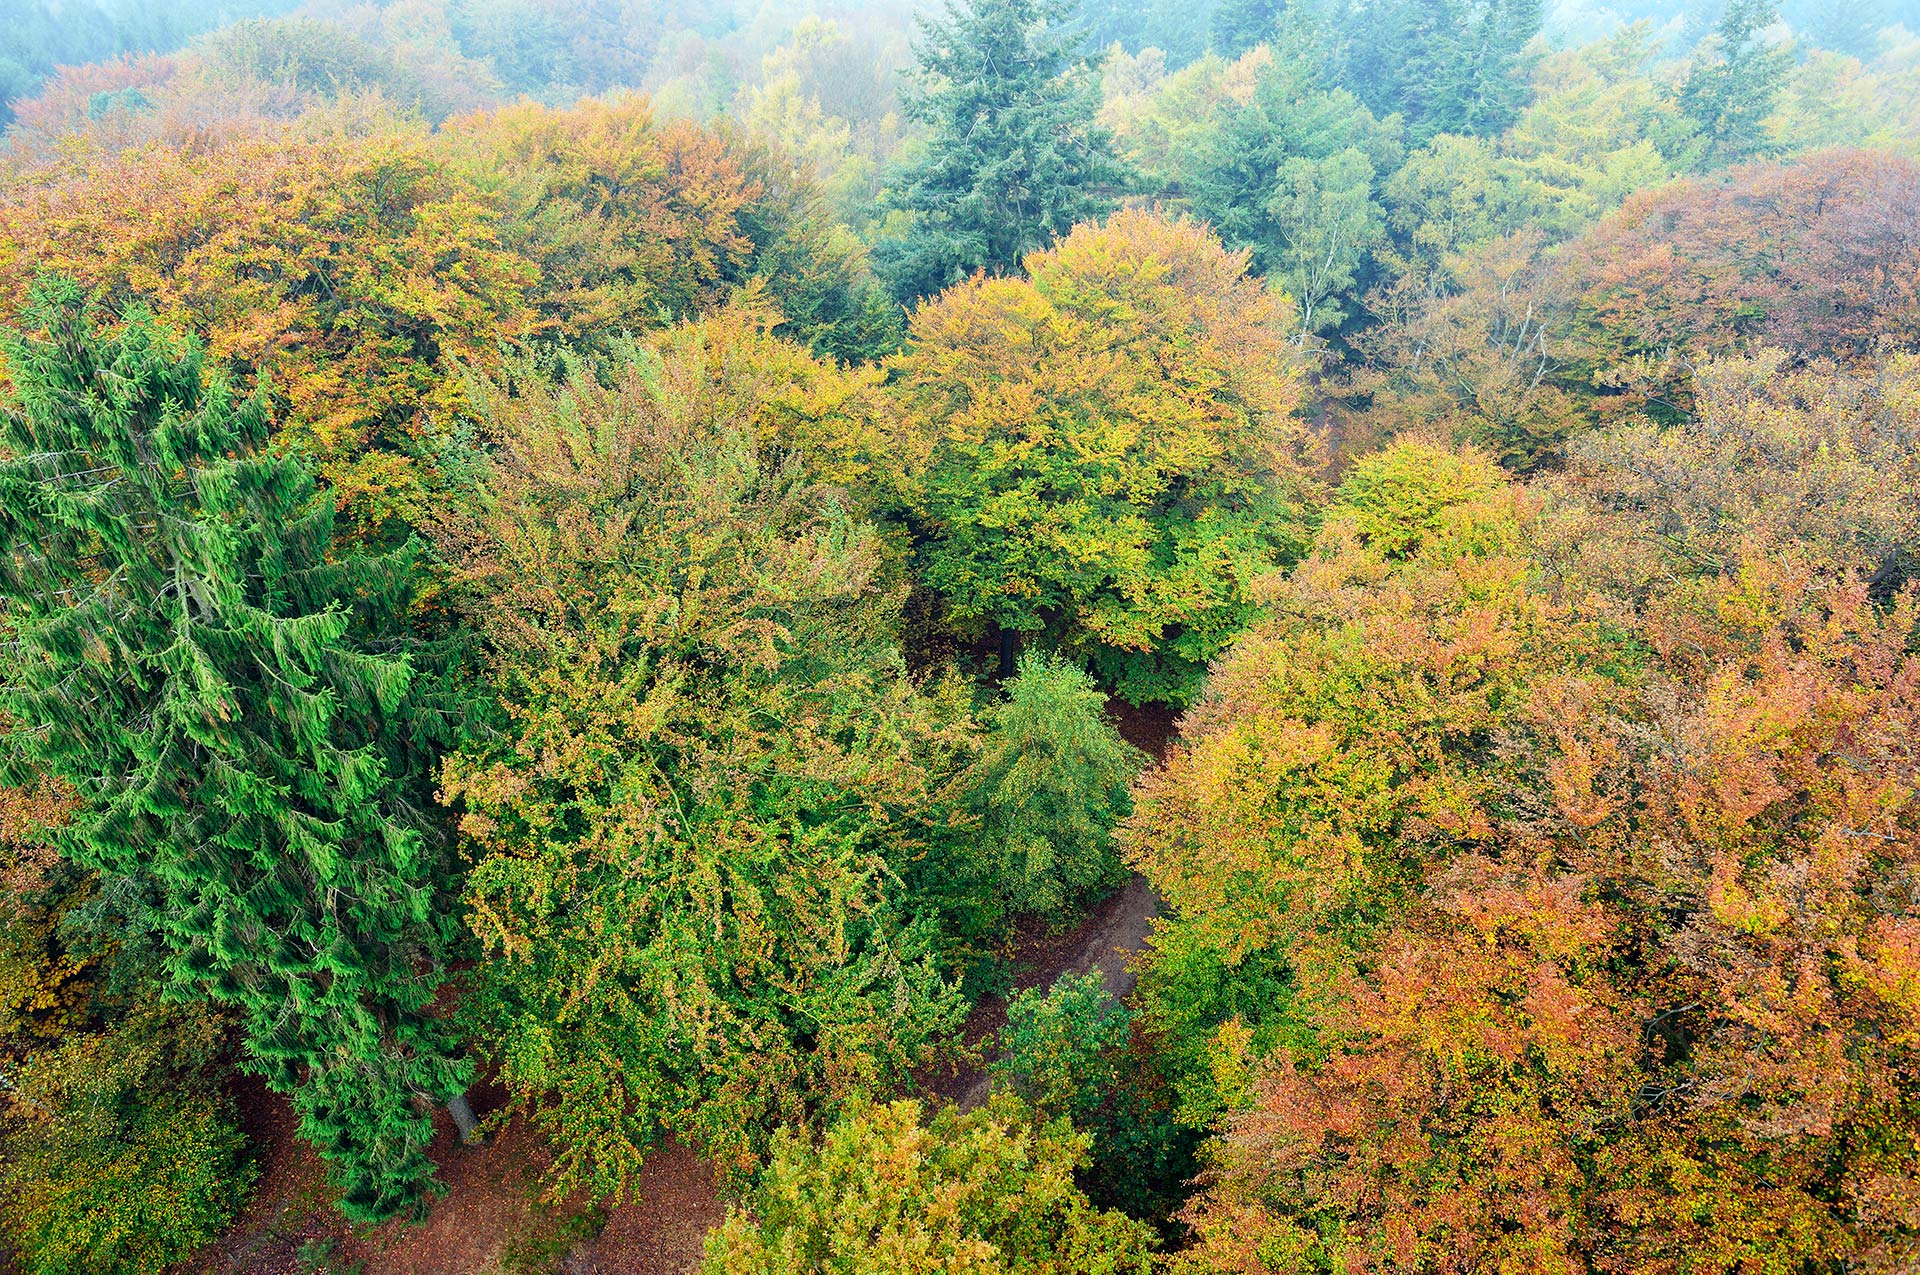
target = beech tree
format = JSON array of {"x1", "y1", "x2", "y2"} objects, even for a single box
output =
[
  {"x1": 0, "y1": 284, "x2": 466, "y2": 1221},
  {"x1": 435, "y1": 324, "x2": 972, "y2": 1199},
  {"x1": 701, "y1": 1097, "x2": 1157, "y2": 1274},
  {"x1": 1122, "y1": 439, "x2": 1543, "y2": 1129},
  {"x1": 1561, "y1": 148, "x2": 1920, "y2": 420},
  {"x1": 889, "y1": 209, "x2": 1318, "y2": 704}
]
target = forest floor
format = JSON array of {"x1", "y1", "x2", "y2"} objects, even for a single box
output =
[{"x1": 186, "y1": 699, "x2": 1177, "y2": 1275}]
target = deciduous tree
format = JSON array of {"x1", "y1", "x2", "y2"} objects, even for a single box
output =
[
  {"x1": 435, "y1": 330, "x2": 971, "y2": 1197},
  {"x1": 702, "y1": 1097, "x2": 1158, "y2": 1274},
  {"x1": 888, "y1": 210, "x2": 1318, "y2": 704}
]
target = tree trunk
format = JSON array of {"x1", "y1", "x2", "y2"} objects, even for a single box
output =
[
  {"x1": 448, "y1": 1091, "x2": 483, "y2": 1147},
  {"x1": 997, "y1": 626, "x2": 1018, "y2": 681}
]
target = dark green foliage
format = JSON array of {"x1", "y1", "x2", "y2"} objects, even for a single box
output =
[
  {"x1": 1675, "y1": 0, "x2": 1791, "y2": 167},
  {"x1": 0, "y1": 282, "x2": 467, "y2": 1223},
  {"x1": 994, "y1": 974, "x2": 1202, "y2": 1233},
  {"x1": 876, "y1": 0, "x2": 1130, "y2": 301},
  {"x1": 996, "y1": 972, "x2": 1129, "y2": 1120},
  {"x1": 963, "y1": 653, "x2": 1143, "y2": 922},
  {"x1": 732, "y1": 139, "x2": 908, "y2": 363}
]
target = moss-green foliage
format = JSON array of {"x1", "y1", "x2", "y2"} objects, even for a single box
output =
[
  {"x1": 0, "y1": 1004, "x2": 252, "y2": 1275},
  {"x1": 437, "y1": 341, "x2": 973, "y2": 1198},
  {"x1": 963, "y1": 654, "x2": 1144, "y2": 924},
  {"x1": 995, "y1": 974, "x2": 1200, "y2": 1233},
  {"x1": 701, "y1": 1096, "x2": 1157, "y2": 1274}
]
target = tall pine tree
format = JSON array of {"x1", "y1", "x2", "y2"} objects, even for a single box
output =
[
  {"x1": 875, "y1": 0, "x2": 1130, "y2": 301},
  {"x1": 0, "y1": 281, "x2": 467, "y2": 1223}
]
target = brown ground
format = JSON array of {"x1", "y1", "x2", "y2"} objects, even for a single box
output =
[{"x1": 186, "y1": 694, "x2": 1176, "y2": 1275}]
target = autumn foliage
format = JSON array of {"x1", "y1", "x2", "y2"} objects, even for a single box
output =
[
  {"x1": 1133, "y1": 380, "x2": 1920, "y2": 1272},
  {"x1": 890, "y1": 208, "x2": 1318, "y2": 703},
  {"x1": 5, "y1": 3, "x2": 1920, "y2": 1267}
]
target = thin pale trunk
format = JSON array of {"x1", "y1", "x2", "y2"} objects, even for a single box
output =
[{"x1": 448, "y1": 1091, "x2": 483, "y2": 1146}]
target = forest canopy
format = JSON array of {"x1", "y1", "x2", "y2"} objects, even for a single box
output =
[{"x1": 1, "y1": 0, "x2": 1918, "y2": 1272}]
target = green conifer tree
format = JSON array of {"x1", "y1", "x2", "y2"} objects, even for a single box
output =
[
  {"x1": 1339, "y1": 0, "x2": 1541, "y2": 141},
  {"x1": 1675, "y1": 0, "x2": 1790, "y2": 168},
  {"x1": 1209, "y1": 0, "x2": 1283, "y2": 57},
  {"x1": 875, "y1": 0, "x2": 1130, "y2": 301},
  {"x1": 0, "y1": 281, "x2": 467, "y2": 1223}
]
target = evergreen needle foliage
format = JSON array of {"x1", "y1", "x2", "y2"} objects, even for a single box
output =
[
  {"x1": 965, "y1": 652, "x2": 1143, "y2": 920},
  {"x1": 875, "y1": 0, "x2": 1130, "y2": 300},
  {"x1": 0, "y1": 281, "x2": 467, "y2": 1223}
]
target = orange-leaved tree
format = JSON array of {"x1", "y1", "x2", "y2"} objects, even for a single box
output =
[{"x1": 0, "y1": 123, "x2": 532, "y2": 534}]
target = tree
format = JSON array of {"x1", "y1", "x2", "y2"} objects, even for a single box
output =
[
  {"x1": 1792, "y1": 0, "x2": 1887, "y2": 58},
  {"x1": 0, "y1": 124, "x2": 532, "y2": 536},
  {"x1": 1, "y1": 1002, "x2": 253, "y2": 1275},
  {"x1": 1169, "y1": 39, "x2": 1402, "y2": 333},
  {"x1": 1121, "y1": 439, "x2": 1540, "y2": 1130},
  {"x1": 434, "y1": 327, "x2": 972, "y2": 1198},
  {"x1": 875, "y1": 0, "x2": 1129, "y2": 301},
  {"x1": 1210, "y1": 0, "x2": 1281, "y2": 58},
  {"x1": 1559, "y1": 149, "x2": 1920, "y2": 421},
  {"x1": 1350, "y1": 231, "x2": 1579, "y2": 469},
  {"x1": 1172, "y1": 554, "x2": 1920, "y2": 1275},
  {"x1": 0, "y1": 284, "x2": 467, "y2": 1222},
  {"x1": 445, "y1": 97, "x2": 901, "y2": 363},
  {"x1": 1544, "y1": 349, "x2": 1920, "y2": 603},
  {"x1": 959, "y1": 653, "x2": 1144, "y2": 924},
  {"x1": 1674, "y1": 0, "x2": 1791, "y2": 168},
  {"x1": 887, "y1": 210, "x2": 1319, "y2": 704},
  {"x1": 1337, "y1": 0, "x2": 1543, "y2": 142},
  {"x1": 994, "y1": 973, "x2": 1201, "y2": 1229},
  {"x1": 1135, "y1": 414, "x2": 1920, "y2": 1272},
  {"x1": 701, "y1": 1097, "x2": 1158, "y2": 1274}
]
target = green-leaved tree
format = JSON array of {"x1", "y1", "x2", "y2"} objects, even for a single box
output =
[
  {"x1": 962, "y1": 653, "x2": 1143, "y2": 922},
  {"x1": 1675, "y1": 0, "x2": 1790, "y2": 168}
]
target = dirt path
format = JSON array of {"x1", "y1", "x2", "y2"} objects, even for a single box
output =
[
  {"x1": 954, "y1": 872, "x2": 1161, "y2": 1109},
  {"x1": 193, "y1": 696, "x2": 1178, "y2": 1275}
]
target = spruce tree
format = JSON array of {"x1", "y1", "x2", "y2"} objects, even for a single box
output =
[
  {"x1": 1338, "y1": 0, "x2": 1541, "y2": 142},
  {"x1": 1209, "y1": 0, "x2": 1283, "y2": 58},
  {"x1": 875, "y1": 0, "x2": 1130, "y2": 301},
  {"x1": 1676, "y1": 0, "x2": 1790, "y2": 168},
  {"x1": 0, "y1": 281, "x2": 467, "y2": 1223}
]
